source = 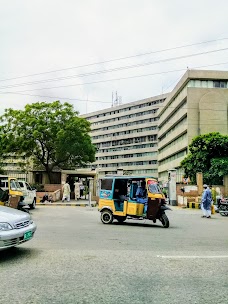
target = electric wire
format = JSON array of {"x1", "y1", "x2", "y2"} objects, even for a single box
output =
[
  {"x1": 1, "y1": 61, "x2": 228, "y2": 99},
  {"x1": 1, "y1": 37, "x2": 227, "y2": 83},
  {"x1": 1, "y1": 47, "x2": 228, "y2": 91}
]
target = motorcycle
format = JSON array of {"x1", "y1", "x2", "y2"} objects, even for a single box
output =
[{"x1": 218, "y1": 198, "x2": 228, "y2": 216}]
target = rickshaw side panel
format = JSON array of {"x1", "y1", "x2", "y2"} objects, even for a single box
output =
[
  {"x1": 127, "y1": 202, "x2": 144, "y2": 216},
  {"x1": 99, "y1": 198, "x2": 127, "y2": 217},
  {"x1": 99, "y1": 198, "x2": 114, "y2": 211}
]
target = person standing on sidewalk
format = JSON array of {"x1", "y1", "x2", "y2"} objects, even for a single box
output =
[
  {"x1": 201, "y1": 184, "x2": 212, "y2": 218},
  {"x1": 62, "y1": 181, "x2": 71, "y2": 202},
  {"x1": 74, "y1": 181, "x2": 80, "y2": 201}
]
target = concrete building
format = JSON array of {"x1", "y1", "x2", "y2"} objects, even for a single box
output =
[
  {"x1": 82, "y1": 95, "x2": 167, "y2": 177},
  {"x1": 158, "y1": 70, "x2": 228, "y2": 183}
]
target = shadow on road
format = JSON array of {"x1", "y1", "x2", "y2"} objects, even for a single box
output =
[
  {"x1": 112, "y1": 221, "x2": 165, "y2": 228},
  {"x1": 0, "y1": 247, "x2": 40, "y2": 263}
]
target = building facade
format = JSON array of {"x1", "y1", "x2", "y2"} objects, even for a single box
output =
[
  {"x1": 158, "y1": 70, "x2": 228, "y2": 183},
  {"x1": 82, "y1": 95, "x2": 167, "y2": 177}
]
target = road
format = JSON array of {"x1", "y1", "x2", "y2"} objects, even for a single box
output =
[{"x1": 1, "y1": 206, "x2": 228, "y2": 304}]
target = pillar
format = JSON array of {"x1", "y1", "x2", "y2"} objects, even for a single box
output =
[
  {"x1": 168, "y1": 169, "x2": 177, "y2": 206},
  {"x1": 224, "y1": 175, "x2": 228, "y2": 196},
  {"x1": 196, "y1": 172, "x2": 203, "y2": 195}
]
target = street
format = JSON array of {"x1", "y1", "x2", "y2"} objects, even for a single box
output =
[{"x1": 1, "y1": 206, "x2": 228, "y2": 304}]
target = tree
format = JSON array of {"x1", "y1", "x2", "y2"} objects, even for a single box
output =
[
  {"x1": 0, "y1": 101, "x2": 96, "y2": 183},
  {"x1": 181, "y1": 132, "x2": 228, "y2": 185}
]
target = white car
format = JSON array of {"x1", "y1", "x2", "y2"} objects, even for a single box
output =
[
  {"x1": 17, "y1": 181, "x2": 37, "y2": 209},
  {"x1": 0, "y1": 205, "x2": 37, "y2": 250}
]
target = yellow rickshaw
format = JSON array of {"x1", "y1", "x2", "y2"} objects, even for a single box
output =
[
  {"x1": 0, "y1": 176, "x2": 25, "y2": 209},
  {"x1": 98, "y1": 175, "x2": 171, "y2": 228}
]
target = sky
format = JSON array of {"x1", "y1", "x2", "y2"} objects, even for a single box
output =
[{"x1": 1, "y1": 0, "x2": 228, "y2": 116}]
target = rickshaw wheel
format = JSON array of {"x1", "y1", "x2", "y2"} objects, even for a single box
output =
[
  {"x1": 160, "y1": 213, "x2": 169, "y2": 228},
  {"x1": 101, "y1": 210, "x2": 113, "y2": 224},
  {"x1": 115, "y1": 216, "x2": 127, "y2": 223}
]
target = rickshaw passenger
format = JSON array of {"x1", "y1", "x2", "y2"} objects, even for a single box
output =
[{"x1": 136, "y1": 181, "x2": 148, "y2": 213}]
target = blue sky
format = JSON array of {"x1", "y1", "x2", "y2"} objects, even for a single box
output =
[{"x1": 1, "y1": 0, "x2": 228, "y2": 115}]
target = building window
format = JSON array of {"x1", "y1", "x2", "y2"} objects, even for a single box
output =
[{"x1": 213, "y1": 81, "x2": 227, "y2": 88}]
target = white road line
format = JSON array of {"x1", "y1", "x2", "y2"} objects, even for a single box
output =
[{"x1": 157, "y1": 255, "x2": 228, "y2": 259}]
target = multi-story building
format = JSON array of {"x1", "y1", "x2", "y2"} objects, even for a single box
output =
[
  {"x1": 82, "y1": 95, "x2": 167, "y2": 177},
  {"x1": 158, "y1": 69, "x2": 228, "y2": 183},
  {"x1": 0, "y1": 154, "x2": 28, "y2": 179}
]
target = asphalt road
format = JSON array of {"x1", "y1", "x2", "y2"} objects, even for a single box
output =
[{"x1": 1, "y1": 206, "x2": 228, "y2": 304}]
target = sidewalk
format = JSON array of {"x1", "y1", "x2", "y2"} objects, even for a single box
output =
[{"x1": 37, "y1": 199, "x2": 97, "y2": 207}]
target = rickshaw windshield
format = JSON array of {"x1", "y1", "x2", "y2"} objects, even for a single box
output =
[
  {"x1": 147, "y1": 181, "x2": 162, "y2": 194},
  {"x1": 10, "y1": 179, "x2": 21, "y2": 191}
]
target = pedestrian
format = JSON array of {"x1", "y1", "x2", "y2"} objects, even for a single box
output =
[
  {"x1": 80, "y1": 183, "x2": 84, "y2": 198},
  {"x1": 62, "y1": 181, "x2": 71, "y2": 202},
  {"x1": 74, "y1": 181, "x2": 80, "y2": 201},
  {"x1": 201, "y1": 184, "x2": 212, "y2": 218}
]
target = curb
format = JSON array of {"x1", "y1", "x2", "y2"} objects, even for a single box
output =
[
  {"x1": 187, "y1": 202, "x2": 201, "y2": 209},
  {"x1": 37, "y1": 203, "x2": 97, "y2": 207}
]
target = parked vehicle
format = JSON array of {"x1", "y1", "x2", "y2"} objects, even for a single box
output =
[
  {"x1": 18, "y1": 180, "x2": 36, "y2": 209},
  {"x1": 0, "y1": 176, "x2": 29, "y2": 212},
  {"x1": 98, "y1": 175, "x2": 171, "y2": 228},
  {"x1": 218, "y1": 198, "x2": 228, "y2": 216},
  {"x1": 0, "y1": 205, "x2": 36, "y2": 250}
]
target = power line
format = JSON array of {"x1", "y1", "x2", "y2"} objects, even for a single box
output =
[
  {"x1": 1, "y1": 61, "x2": 228, "y2": 97},
  {"x1": 1, "y1": 47, "x2": 228, "y2": 91},
  {"x1": 0, "y1": 37, "x2": 228, "y2": 83},
  {"x1": 0, "y1": 92, "x2": 111, "y2": 104}
]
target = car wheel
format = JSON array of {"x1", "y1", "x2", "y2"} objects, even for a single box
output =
[
  {"x1": 101, "y1": 210, "x2": 113, "y2": 224},
  {"x1": 30, "y1": 198, "x2": 36, "y2": 209}
]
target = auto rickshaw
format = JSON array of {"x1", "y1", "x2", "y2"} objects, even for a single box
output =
[
  {"x1": 0, "y1": 176, "x2": 26, "y2": 210},
  {"x1": 98, "y1": 175, "x2": 171, "y2": 228}
]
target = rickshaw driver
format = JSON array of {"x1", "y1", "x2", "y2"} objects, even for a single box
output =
[{"x1": 136, "y1": 180, "x2": 148, "y2": 213}]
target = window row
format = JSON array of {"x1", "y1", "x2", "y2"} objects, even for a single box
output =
[
  {"x1": 91, "y1": 109, "x2": 159, "y2": 126},
  {"x1": 100, "y1": 160, "x2": 158, "y2": 167},
  {"x1": 158, "y1": 132, "x2": 187, "y2": 154},
  {"x1": 158, "y1": 149, "x2": 187, "y2": 166},
  {"x1": 97, "y1": 152, "x2": 157, "y2": 161},
  {"x1": 159, "y1": 100, "x2": 187, "y2": 129},
  {"x1": 98, "y1": 143, "x2": 157, "y2": 153},
  {"x1": 159, "y1": 116, "x2": 187, "y2": 141},
  {"x1": 86, "y1": 99, "x2": 165, "y2": 121},
  {"x1": 187, "y1": 79, "x2": 227, "y2": 89},
  {"x1": 92, "y1": 126, "x2": 157, "y2": 139},
  {"x1": 91, "y1": 117, "x2": 159, "y2": 132},
  {"x1": 101, "y1": 135, "x2": 157, "y2": 147}
]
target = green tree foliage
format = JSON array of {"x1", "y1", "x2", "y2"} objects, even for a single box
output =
[
  {"x1": 181, "y1": 132, "x2": 228, "y2": 185},
  {"x1": 0, "y1": 101, "x2": 96, "y2": 183}
]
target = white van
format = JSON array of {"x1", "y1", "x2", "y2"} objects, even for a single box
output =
[{"x1": 17, "y1": 181, "x2": 37, "y2": 209}]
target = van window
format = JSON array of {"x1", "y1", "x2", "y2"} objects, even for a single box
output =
[
  {"x1": 19, "y1": 182, "x2": 24, "y2": 188},
  {"x1": 101, "y1": 179, "x2": 113, "y2": 190},
  {"x1": 0, "y1": 180, "x2": 7, "y2": 188}
]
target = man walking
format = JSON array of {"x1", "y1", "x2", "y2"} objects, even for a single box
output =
[
  {"x1": 201, "y1": 184, "x2": 212, "y2": 218},
  {"x1": 62, "y1": 181, "x2": 71, "y2": 202}
]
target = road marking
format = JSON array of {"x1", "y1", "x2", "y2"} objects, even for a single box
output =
[{"x1": 157, "y1": 255, "x2": 228, "y2": 259}]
